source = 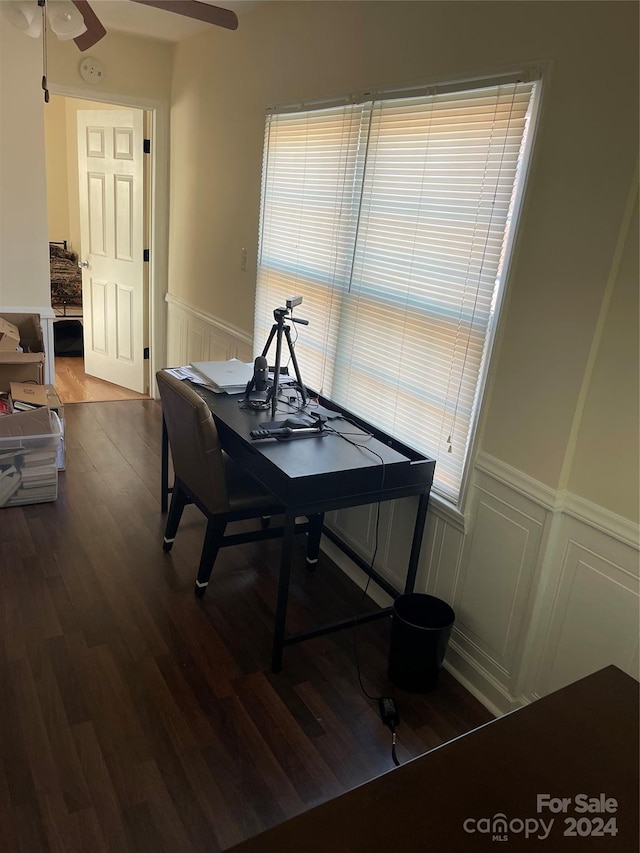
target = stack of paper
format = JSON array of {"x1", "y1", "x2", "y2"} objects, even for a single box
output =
[
  {"x1": 0, "y1": 407, "x2": 60, "y2": 506},
  {"x1": 0, "y1": 463, "x2": 20, "y2": 505},
  {"x1": 189, "y1": 359, "x2": 254, "y2": 394}
]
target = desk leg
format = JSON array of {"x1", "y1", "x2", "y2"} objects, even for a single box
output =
[
  {"x1": 271, "y1": 510, "x2": 296, "y2": 672},
  {"x1": 161, "y1": 416, "x2": 169, "y2": 513},
  {"x1": 404, "y1": 491, "x2": 429, "y2": 594},
  {"x1": 305, "y1": 512, "x2": 324, "y2": 571}
]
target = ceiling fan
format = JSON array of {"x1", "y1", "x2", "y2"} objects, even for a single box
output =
[
  {"x1": 2, "y1": 0, "x2": 237, "y2": 102},
  {"x1": 2, "y1": 0, "x2": 238, "y2": 52}
]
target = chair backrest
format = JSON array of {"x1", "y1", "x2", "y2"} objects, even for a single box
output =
[{"x1": 156, "y1": 370, "x2": 229, "y2": 514}]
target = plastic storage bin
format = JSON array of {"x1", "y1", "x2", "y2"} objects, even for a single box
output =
[
  {"x1": 388, "y1": 593, "x2": 455, "y2": 693},
  {"x1": 0, "y1": 411, "x2": 62, "y2": 507}
]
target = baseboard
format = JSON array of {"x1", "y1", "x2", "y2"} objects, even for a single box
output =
[{"x1": 444, "y1": 644, "x2": 525, "y2": 717}]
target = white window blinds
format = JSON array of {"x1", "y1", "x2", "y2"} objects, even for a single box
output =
[{"x1": 255, "y1": 77, "x2": 539, "y2": 504}]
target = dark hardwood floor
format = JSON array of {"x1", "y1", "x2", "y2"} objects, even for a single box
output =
[{"x1": 0, "y1": 400, "x2": 493, "y2": 852}]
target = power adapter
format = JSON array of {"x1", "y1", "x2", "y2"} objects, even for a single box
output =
[{"x1": 378, "y1": 696, "x2": 400, "y2": 731}]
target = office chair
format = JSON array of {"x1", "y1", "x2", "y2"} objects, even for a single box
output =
[{"x1": 156, "y1": 370, "x2": 323, "y2": 598}]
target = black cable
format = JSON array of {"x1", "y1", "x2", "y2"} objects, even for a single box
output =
[
  {"x1": 352, "y1": 498, "x2": 383, "y2": 701},
  {"x1": 239, "y1": 381, "x2": 306, "y2": 413},
  {"x1": 380, "y1": 696, "x2": 402, "y2": 766},
  {"x1": 330, "y1": 427, "x2": 403, "y2": 765},
  {"x1": 391, "y1": 730, "x2": 400, "y2": 767},
  {"x1": 328, "y1": 427, "x2": 386, "y2": 701}
]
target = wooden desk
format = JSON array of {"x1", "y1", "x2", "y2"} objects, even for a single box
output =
[
  {"x1": 228, "y1": 666, "x2": 639, "y2": 852},
  {"x1": 160, "y1": 385, "x2": 436, "y2": 671}
]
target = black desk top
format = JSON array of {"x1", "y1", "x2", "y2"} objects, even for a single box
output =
[
  {"x1": 197, "y1": 388, "x2": 436, "y2": 511},
  {"x1": 228, "y1": 666, "x2": 639, "y2": 852}
]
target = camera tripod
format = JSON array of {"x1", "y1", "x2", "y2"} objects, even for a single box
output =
[{"x1": 260, "y1": 305, "x2": 308, "y2": 418}]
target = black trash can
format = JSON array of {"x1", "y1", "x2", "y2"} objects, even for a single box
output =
[{"x1": 388, "y1": 593, "x2": 455, "y2": 693}]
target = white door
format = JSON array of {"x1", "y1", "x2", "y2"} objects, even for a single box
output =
[{"x1": 77, "y1": 109, "x2": 146, "y2": 393}]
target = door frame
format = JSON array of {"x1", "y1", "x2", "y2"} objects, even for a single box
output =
[{"x1": 50, "y1": 83, "x2": 169, "y2": 394}]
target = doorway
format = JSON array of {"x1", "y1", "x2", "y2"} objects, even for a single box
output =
[{"x1": 44, "y1": 93, "x2": 152, "y2": 403}]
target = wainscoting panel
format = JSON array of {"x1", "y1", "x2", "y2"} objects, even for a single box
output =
[
  {"x1": 422, "y1": 507, "x2": 465, "y2": 608},
  {"x1": 532, "y1": 512, "x2": 639, "y2": 697},
  {"x1": 326, "y1": 504, "x2": 378, "y2": 566},
  {"x1": 451, "y1": 469, "x2": 549, "y2": 698},
  {"x1": 165, "y1": 293, "x2": 253, "y2": 368},
  {"x1": 166, "y1": 303, "x2": 187, "y2": 368},
  {"x1": 187, "y1": 324, "x2": 206, "y2": 364},
  {"x1": 326, "y1": 495, "x2": 465, "y2": 610}
]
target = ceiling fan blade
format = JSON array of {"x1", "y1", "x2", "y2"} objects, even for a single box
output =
[
  {"x1": 131, "y1": 0, "x2": 238, "y2": 31},
  {"x1": 71, "y1": 0, "x2": 107, "y2": 50}
]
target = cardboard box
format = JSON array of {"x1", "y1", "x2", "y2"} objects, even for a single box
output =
[
  {"x1": 0, "y1": 318, "x2": 20, "y2": 352},
  {"x1": 0, "y1": 353, "x2": 44, "y2": 393},
  {"x1": 0, "y1": 313, "x2": 46, "y2": 393},
  {"x1": 0, "y1": 313, "x2": 45, "y2": 354},
  {"x1": 10, "y1": 382, "x2": 63, "y2": 414}
]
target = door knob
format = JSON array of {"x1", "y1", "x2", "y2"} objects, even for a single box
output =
[{"x1": 79, "y1": 259, "x2": 89, "y2": 269}]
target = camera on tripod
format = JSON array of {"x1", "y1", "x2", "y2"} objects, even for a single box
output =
[
  {"x1": 245, "y1": 295, "x2": 309, "y2": 418},
  {"x1": 273, "y1": 296, "x2": 308, "y2": 326}
]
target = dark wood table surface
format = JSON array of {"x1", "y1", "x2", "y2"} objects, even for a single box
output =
[{"x1": 227, "y1": 665, "x2": 639, "y2": 852}]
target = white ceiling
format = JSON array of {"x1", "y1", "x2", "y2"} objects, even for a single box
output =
[{"x1": 89, "y1": 0, "x2": 256, "y2": 43}]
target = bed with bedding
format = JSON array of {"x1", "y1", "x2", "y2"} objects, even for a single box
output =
[
  {"x1": 50, "y1": 242, "x2": 84, "y2": 356},
  {"x1": 50, "y1": 242, "x2": 83, "y2": 314}
]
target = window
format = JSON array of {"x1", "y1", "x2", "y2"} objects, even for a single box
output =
[{"x1": 254, "y1": 72, "x2": 541, "y2": 504}]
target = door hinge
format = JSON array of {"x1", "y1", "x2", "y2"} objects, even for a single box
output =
[
  {"x1": 143, "y1": 347, "x2": 150, "y2": 360},
  {"x1": 143, "y1": 139, "x2": 151, "y2": 154},
  {"x1": 143, "y1": 249, "x2": 150, "y2": 262}
]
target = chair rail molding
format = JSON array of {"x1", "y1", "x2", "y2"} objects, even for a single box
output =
[
  {"x1": 561, "y1": 491, "x2": 639, "y2": 549},
  {"x1": 476, "y1": 451, "x2": 639, "y2": 548},
  {"x1": 474, "y1": 451, "x2": 562, "y2": 512}
]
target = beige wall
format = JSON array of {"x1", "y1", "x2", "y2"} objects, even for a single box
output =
[
  {"x1": 44, "y1": 95, "x2": 70, "y2": 245},
  {"x1": 0, "y1": 18, "x2": 51, "y2": 309},
  {"x1": 47, "y1": 29, "x2": 173, "y2": 103},
  {"x1": 1, "y1": 21, "x2": 172, "y2": 310},
  {"x1": 168, "y1": 0, "x2": 638, "y2": 518},
  {"x1": 568, "y1": 194, "x2": 639, "y2": 520}
]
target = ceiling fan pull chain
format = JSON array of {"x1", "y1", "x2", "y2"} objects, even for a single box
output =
[{"x1": 41, "y1": 0, "x2": 49, "y2": 103}]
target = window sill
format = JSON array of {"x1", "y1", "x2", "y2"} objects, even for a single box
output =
[{"x1": 428, "y1": 491, "x2": 467, "y2": 533}]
